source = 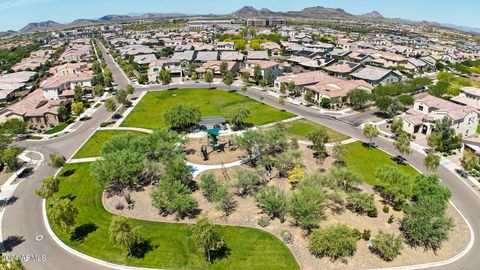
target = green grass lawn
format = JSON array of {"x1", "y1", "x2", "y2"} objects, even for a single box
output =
[
  {"x1": 283, "y1": 119, "x2": 349, "y2": 142},
  {"x1": 477, "y1": 124, "x2": 480, "y2": 134},
  {"x1": 44, "y1": 123, "x2": 68, "y2": 135},
  {"x1": 121, "y1": 88, "x2": 295, "y2": 129},
  {"x1": 47, "y1": 163, "x2": 299, "y2": 270},
  {"x1": 344, "y1": 141, "x2": 419, "y2": 186},
  {"x1": 73, "y1": 130, "x2": 146, "y2": 159}
]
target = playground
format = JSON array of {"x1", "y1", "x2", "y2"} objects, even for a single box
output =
[{"x1": 184, "y1": 133, "x2": 247, "y2": 165}]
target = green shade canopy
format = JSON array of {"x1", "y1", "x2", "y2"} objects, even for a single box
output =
[{"x1": 207, "y1": 128, "x2": 220, "y2": 136}]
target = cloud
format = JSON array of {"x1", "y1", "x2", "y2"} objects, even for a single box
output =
[{"x1": 0, "y1": 0, "x2": 59, "y2": 11}]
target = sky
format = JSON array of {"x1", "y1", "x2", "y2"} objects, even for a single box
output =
[{"x1": 0, "y1": 0, "x2": 479, "y2": 31}]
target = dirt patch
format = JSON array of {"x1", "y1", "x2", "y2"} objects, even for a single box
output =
[
  {"x1": 184, "y1": 136, "x2": 247, "y2": 165},
  {"x1": 104, "y1": 166, "x2": 470, "y2": 270}
]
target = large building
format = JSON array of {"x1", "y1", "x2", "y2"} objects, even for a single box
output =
[{"x1": 246, "y1": 18, "x2": 286, "y2": 27}]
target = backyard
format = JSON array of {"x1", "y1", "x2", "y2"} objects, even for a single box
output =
[
  {"x1": 121, "y1": 88, "x2": 295, "y2": 129},
  {"x1": 47, "y1": 163, "x2": 299, "y2": 270},
  {"x1": 73, "y1": 130, "x2": 146, "y2": 159}
]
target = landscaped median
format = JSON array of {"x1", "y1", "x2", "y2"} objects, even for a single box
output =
[
  {"x1": 120, "y1": 88, "x2": 296, "y2": 129},
  {"x1": 46, "y1": 163, "x2": 300, "y2": 270}
]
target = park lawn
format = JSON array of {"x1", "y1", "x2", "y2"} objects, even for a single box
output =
[
  {"x1": 283, "y1": 119, "x2": 349, "y2": 142},
  {"x1": 43, "y1": 123, "x2": 68, "y2": 135},
  {"x1": 477, "y1": 124, "x2": 480, "y2": 134},
  {"x1": 344, "y1": 141, "x2": 419, "y2": 186},
  {"x1": 121, "y1": 88, "x2": 295, "y2": 129},
  {"x1": 47, "y1": 163, "x2": 299, "y2": 270},
  {"x1": 73, "y1": 130, "x2": 146, "y2": 159}
]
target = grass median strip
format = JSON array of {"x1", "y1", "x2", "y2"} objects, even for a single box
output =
[
  {"x1": 283, "y1": 119, "x2": 350, "y2": 142},
  {"x1": 121, "y1": 88, "x2": 295, "y2": 129},
  {"x1": 47, "y1": 163, "x2": 299, "y2": 270}
]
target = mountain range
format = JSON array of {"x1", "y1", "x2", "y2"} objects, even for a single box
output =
[{"x1": 5, "y1": 5, "x2": 479, "y2": 34}]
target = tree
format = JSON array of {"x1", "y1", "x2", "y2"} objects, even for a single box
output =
[
  {"x1": 288, "y1": 188, "x2": 326, "y2": 231},
  {"x1": 279, "y1": 96, "x2": 285, "y2": 105},
  {"x1": 255, "y1": 186, "x2": 287, "y2": 220},
  {"x1": 427, "y1": 117, "x2": 461, "y2": 153},
  {"x1": 57, "y1": 102, "x2": 69, "y2": 122},
  {"x1": 347, "y1": 88, "x2": 371, "y2": 109},
  {"x1": 125, "y1": 84, "x2": 134, "y2": 95},
  {"x1": 307, "y1": 128, "x2": 330, "y2": 156},
  {"x1": 151, "y1": 178, "x2": 197, "y2": 219},
  {"x1": 241, "y1": 71, "x2": 250, "y2": 83},
  {"x1": 363, "y1": 124, "x2": 379, "y2": 145},
  {"x1": 304, "y1": 90, "x2": 315, "y2": 104},
  {"x1": 394, "y1": 132, "x2": 411, "y2": 157},
  {"x1": 50, "y1": 198, "x2": 78, "y2": 234},
  {"x1": 74, "y1": 84, "x2": 83, "y2": 102},
  {"x1": 224, "y1": 105, "x2": 250, "y2": 128},
  {"x1": 309, "y1": 224, "x2": 358, "y2": 260},
  {"x1": 159, "y1": 69, "x2": 171, "y2": 85},
  {"x1": 371, "y1": 231, "x2": 404, "y2": 261},
  {"x1": 49, "y1": 152, "x2": 66, "y2": 168},
  {"x1": 108, "y1": 216, "x2": 141, "y2": 257},
  {"x1": 105, "y1": 98, "x2": 117, "y2": 113},
  {"x1": 424, "y1": 153, "x2": 441, "y2": 172},
  {"x1": 332, "y1": 143, "x2": 348, "y2": 164},
  {"x1": 265, "y1": 70, "x2": 275, "y2": 86},
  {"x1": 205, "y1": 70, "x2": 213, "y2": 87},
  {"x1": 35, "y1": 176, "x2": 59, "y2": 199},
  {"x1": 232, "y1": 169, "x2": 262, "y2": 196},
  {"x1": 191, "y1": 214, "x2": 226, "y2": 262},
  {"x1": 163, "y1": 104, "x2": 201, "y2": 131},
  {"x1": 223, "y1": 71, "x2": 234, "y2": 90},
  {"x1": 461, "y1": 151, "x2": 479, "y2": 171},
  {"x1": 104, "y1": 68, "x2": 113, "y2": 86},
  {"x1": 71, "y1": 102, "x2": 84, "y2": 116},
  {"x1": 191, "y1": 72, "x2": 198, "y2": 81},
  {"x1": 116, "y1": 89, "x2": 127, "y2": 104},
  {"x1": 390, "y1": 117, "x2": 404, "y2": 135},
  {"x1": 219, "y1": 61, "x2": 228, "y2": 78},
  {"x1": 0, "y1": 118, "x2": 27, "y2": 135},
  {"x1": 199, "y1": 173, "x2": 220, "y2": 202},
  {"x1": 213, "y1": 184, "x2": 237, "y2": 216},
  {"x1": 398, "y1": 95, "x2": 414, "y2": 107},
  {"x1": 94, "y1": 84, "x2": 105, "y2": 97},
  {"x1": 253, "y1": 65, "x2": 262, "y2": 85},
  {"x1": 1, "y1": 146, "x2": 22, "y2": 172},
  {"x1": 279, "y1": 82, "x2": 286, "y2": 94},
  {"x1": 273, "y1": 149, "x2": 303, "y2": 177},
  {"x1": 90, "y1": 149, "x2": 145, "y2": 189},
  {"x1": 375, "y1": 166, "x2": 414, "y2": 205},
  {"x1": 0, "y1": 255, "x2": 26, "y2": 270}
]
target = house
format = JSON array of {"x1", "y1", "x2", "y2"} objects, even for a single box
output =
[
  {"x1": 0, "y1": 71, "x2": 37, "y2": 101},
  {"x1": 451, "y1": 87, "x2": 480, "y2": 110},
  {"x1": 148, "y1": 59, "x2": 182, "y2": 82},
  {"x1": 3, "y1": 89, "x2": 64, "y2": 128},
  {"x1": 133, "y1": 54, "x2": 157, "y2": 65},
  {"x1": 194, "y1": 51, "x2": 219, "y2": 65},
  {"x1": 322, "y1": 60, "x2": 363, "y2": 78},
  {"x1": 305, "y1": 77, "x2": 373, "y2": 104},
  {"x1": 49, "y1": 62, "x2": 92, "y2": 76},
  {"x1": 401, "y1": 95, "x2": 478, "y2": 137},
  {"x1": 350, "y1": 66, "x2": 402, "y2": 86},
  {"x1": 216, "y1": 42, "x2": 235, "y2": 51},
  {"x1": 220, "y1": 51, "x2": 245, "y2": 62},
  {"x1": 40, "y1": 71, "x2": 94, "y2": 100},
  {"x1": 243, "y1": 60, "x2": 281, "y2": 79},
  {"x1": 195, "y1": 61, "x2": 240, "y2": 78},
  {"x1": 274, "y1": 71, "x2": 330, "y2": 91},
  {"x1": 171, "y1": 50, "x2": 196, "y2": 63},
  {"x1": 118, "y1": 45, "x2": 155, "y2": 57},
  {"x1": 247, "y1": 51, "x2": 269, "y2": 61},
  {"x1": 261, "y1": 42, "x2": 282, "y2": 55}
]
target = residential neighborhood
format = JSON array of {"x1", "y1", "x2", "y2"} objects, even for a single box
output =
[{"x1": 0, "y1": 1, "x2": 480, "y2": 270}]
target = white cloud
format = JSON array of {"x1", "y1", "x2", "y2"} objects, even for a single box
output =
[{"x1": 0, "y1": 0, "x2": 59, "y2": 11}]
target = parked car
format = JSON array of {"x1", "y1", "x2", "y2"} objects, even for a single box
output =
[
  {"x1": 455, "y1": 169, "x2": 470, "y2": 178},
  {"x1": 83, "y1": 94, "x2": 93, "y2": 99},
  {"x1": 424, "y1": 148, "x2": 436, "y2": 154}
]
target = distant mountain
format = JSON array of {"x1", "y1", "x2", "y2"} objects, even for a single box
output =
[
  {"x1": 19, "y1": 20, "x2": 63, "y2": 32},
  {"x1": 18, "y1": 12, "x2": 187, "y2": 33},
  {"x1": 0, "y1": 30, "x2": 16, "y2": 37},
  {"x1": 441, "y1": 23, "x2": 480, "y2": 34},
  {"x1": 360, "y1": 11, "x2": 385, "y2": 20},
  {"x1": 286, "y1": 6, "x2": 354, "y2": 19}
]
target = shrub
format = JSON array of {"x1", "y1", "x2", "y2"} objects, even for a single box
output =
[
  {"x1": 346, "y1": 192, "x2": 377, "y2": 217},
  {"x1": 388, "y1": 215, "x2": 395, "y2": 224},
  {"x1": 368, "y1": 208, "x2": 378, "y2": 218},
  {"x1": 49, "y1": 152, "x2": 66, "y2": 168},
  {"x1": 362, "y1": 229, "x2": 371, "y2": 241},
  {"x1": 115, "y1": 203, "x2": 125, "y2": 210},
  {"x1": 383, "y1": 205, "x2": 390, "y2": 213},
  {"x1": 257, "y1": 216, "x2": 271, "y2": 227},
  {"x1": 281, "y1": 230, "x2": 294, "y2": 244},
  {"x1": 66, "y1": 117, "x2": 76, "y2": 124},
  {"x1": 371, "y1": 231, "x2": 404, "y2": 261},
  {"x1": 309, "y1": 224, "x2": 359, "y2": 260},
  {"x1": 199, "y1": 173, "x2": 220, "y2": 202},
  {"x1": 100, "y1": 120, "x2": 116, "y2": 127},
  {"x1": 255, "y1": 186, "x2": 287, "y2": 221}
]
